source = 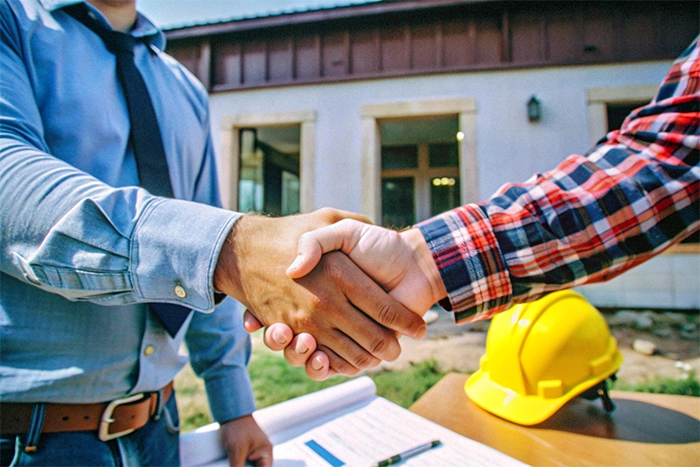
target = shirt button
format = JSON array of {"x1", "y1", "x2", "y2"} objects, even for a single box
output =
[
  {"x1": 144, "y1": 345, "x2": 155, "y2": 356},
  {"x1": 174, "y1": 285, "x2": 187, "y2": 299}
]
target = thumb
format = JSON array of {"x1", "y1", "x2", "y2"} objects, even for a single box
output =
[
  {"x1": 286, "y1": 220, "x2": 364, "y2": 279},
  {"x1": 285, "y1": 234, "x2": 323, "y2": 279}
]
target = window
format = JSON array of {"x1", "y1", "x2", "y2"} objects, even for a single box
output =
[
  {"x1": 361, "y1": 98, "x2": 477, "y2": 224},
  {"x1": 380, "y1": 116, "x2": 461, "y2": 228},
  {"x1": 219, "y1": 110, "x2": 315, "y2": 215},
  {"x1": 238, "y1": 126, "x2": 300, "y2": 216}
]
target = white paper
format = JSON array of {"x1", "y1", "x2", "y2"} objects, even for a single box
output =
[
  {"x1": 271, "y1": 397, "x2": 527, "y2": 467},
  {"x1": 180, "y1": 377, "x2": 376, "y2": 466},
  {"x1": 180, "y1": 376, "x2": 528, "y2": 467}
]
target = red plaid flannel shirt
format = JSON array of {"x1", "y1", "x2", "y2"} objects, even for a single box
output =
[{"x1": 417, "y1": 36, "x2": 699, "y2": 323}]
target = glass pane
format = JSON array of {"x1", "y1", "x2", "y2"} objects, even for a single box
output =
[
  {"x1": 281, "y1": 171, "x2": 300, "y2": 216},
  {"x1": 238, "y1": 126, "x2": 300, "y2": 216},
  {"x1": 381, "y1": 145, "x2": 418, "y2": 170},
  {"x1": 380, "y1": 116, "x2": 458, "y2": 145},
  {"x1": 431, "y1": 176, "x2": 460, "y2": 216},
  {"x1": 382, "y1": 177, "x2": 414, "y2": 229},
  {"x1": 429, "y1": 142, "x2": 459, "y2": 168}
]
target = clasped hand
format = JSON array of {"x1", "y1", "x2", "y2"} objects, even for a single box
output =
[
  {"x1": 214, "y1": 209, "x2": 432, "y2": 376},
  {"x1": 238, "y1": 217, "x2": 447, "y2": 380}
]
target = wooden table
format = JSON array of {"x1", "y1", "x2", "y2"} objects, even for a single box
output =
[{"x1": 410, "y1": 373, "x2": 700, "y2": 466}]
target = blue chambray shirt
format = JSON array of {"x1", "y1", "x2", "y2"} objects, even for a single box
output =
[{"x1": 0, "y1": 0, "x2": 255, "y2": 424}]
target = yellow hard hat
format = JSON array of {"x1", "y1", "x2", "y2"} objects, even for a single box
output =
[{"x1": 465, "y1": 290, "x2": 622, "y2": 426}]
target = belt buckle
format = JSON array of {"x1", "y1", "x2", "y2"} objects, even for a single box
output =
[{"x1": 98, "y1": 393, "x2": 145, "y2": 442}]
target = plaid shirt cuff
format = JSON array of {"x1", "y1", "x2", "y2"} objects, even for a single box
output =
[{"x1": 417, "y1": 204, "x2": 513, "y2": 323}]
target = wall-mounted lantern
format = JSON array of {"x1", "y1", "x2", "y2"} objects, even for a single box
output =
[{"x1": 527, "y1": 95, "x2": 542, "y2": 122}]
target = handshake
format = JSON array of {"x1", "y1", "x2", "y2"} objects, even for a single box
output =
[{"x1": 214, "y1": 208, "x2": 448, "y2": 381}]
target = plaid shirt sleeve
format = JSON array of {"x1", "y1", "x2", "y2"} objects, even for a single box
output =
[{"x1": 417, "y1": 35, "x2": 700, "y2": 324}]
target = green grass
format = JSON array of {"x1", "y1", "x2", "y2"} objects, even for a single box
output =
[
  {"x1": 249, "y1": 352, "x2": 446, "y2": 410},
  {"x1": 248, "y1": 351, "x2": 354, "y2": 408},
  {"x1": 370, "y1": 359, "x2": 445, "y2": 407},
  {"x1": 611, "y1": 372, "x2": 700, "y2": 396}
]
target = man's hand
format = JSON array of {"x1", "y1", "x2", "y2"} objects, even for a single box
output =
[
  {"x1": 287, "y1": 220, "x2": 446, "y2": 312},
  {"x1": 214, "y1": 209, "x2": 427, "y2": 375},
  {"x1": 219, "y1": 415, "x2": 272, "y2": 467},
  {"x1": 245, "y1": 220, "x2": 447, "y2": 380}
]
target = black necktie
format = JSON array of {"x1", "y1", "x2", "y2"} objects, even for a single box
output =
[{"x1": 65, "y1": 4, "x2": 191, "y2": 336}]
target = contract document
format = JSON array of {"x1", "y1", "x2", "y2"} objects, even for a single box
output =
[{"x1": 180, "y1": 376, "x2": 528, "y2": 466}]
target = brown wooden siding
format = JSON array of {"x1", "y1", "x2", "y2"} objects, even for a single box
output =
[{"x1": 165, "y1": 1, "x2": 699, "y2": 92}]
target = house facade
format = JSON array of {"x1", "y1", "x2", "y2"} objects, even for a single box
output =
[{"x1": 165, "y1": 0, "x2": 699, "y2": 310}]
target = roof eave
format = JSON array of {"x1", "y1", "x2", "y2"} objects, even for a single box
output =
[{"x1": 164, "y1": 0, "x2": 496, "y2": 40}]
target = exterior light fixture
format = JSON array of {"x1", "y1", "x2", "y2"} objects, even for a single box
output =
[{"x1": 527, "y1": 95, "x2": 542, "y2": 122}]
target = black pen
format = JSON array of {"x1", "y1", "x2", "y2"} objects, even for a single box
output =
[{"x1": 371, "y1": 439, "x2": 441, "y2": 467}]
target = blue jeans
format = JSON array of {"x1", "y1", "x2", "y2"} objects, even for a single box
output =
[{"x1": 0, "y1": 395, "x2": 180, "y2": 466}]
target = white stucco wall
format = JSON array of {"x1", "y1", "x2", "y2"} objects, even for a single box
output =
[
  {"x1": 209, "y1": 60, "x2": 671, "y2": 210},
  {"x1": 208, "y1": 60, "x2": 698, "y2": 310},
  {"x1": 577, "y1": 254, "x2": 700, "y2": 310}
]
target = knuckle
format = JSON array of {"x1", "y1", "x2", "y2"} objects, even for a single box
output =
[
  {"x1": 317, "y1": 207, "x2": 336, "y2": 222},
  {"x1": 329, "y1": 356, "x2": 351, "y2": 374},
  {"x1": 369, "y1": 335, "x2": 388, "y2": 356},
  {"x1": 376, "y1": 302, "x2": 398, "y2": 326},
  {"x1": 352, "y1": 351, "x2": 378, "y2": 370},
  {"x1": 322, "y1": 255, "x2": 347, "y2": 282},
  {"x1": 371, "y1": 335, "x2": 399, "y2": 361}
]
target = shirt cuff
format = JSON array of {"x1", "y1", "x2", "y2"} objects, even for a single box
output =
[
  {"x1": 205, "y1": 371, "x2": 257, "y2": 424},
  {"x1": 132, "y1": 197, "x2": 242, "y2": 312},
  {"x1": 416, "y1": 204, "x2": 513, "y2": 323}
]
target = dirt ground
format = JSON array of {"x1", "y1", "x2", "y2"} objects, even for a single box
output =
[{"x1": 370, "y1": 308, "x2": 700, "y2": 385}]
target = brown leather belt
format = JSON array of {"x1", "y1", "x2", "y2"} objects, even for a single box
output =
[{"x1": 0, "y1": 382, "x2": 173, "y2": 442}]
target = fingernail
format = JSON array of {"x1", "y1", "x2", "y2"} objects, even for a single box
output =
[
  {"x1": 288, "y1": 255, "x2": 303, "y2": 271},
  {"x1": 311, "y1": 356, "x2": 324, "y2": 371},
  {"x1": 272, "y1": 328, "x2": 288, "y2": 345},
  {"x1": 297, "y1": 341, "x2": 309, "y2": 354}
]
